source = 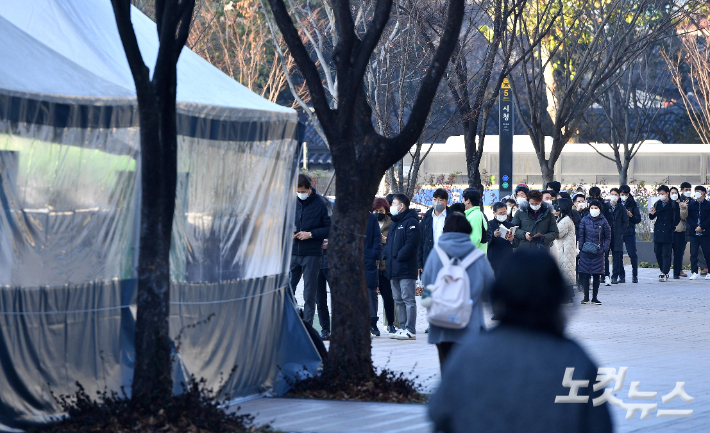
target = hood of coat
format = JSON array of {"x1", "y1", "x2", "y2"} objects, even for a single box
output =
[
  {"x1": 391, "y1": 208, "x2": 418, "y2": 223},
  {"x1": 436, "y1": 232, "x2": 476, "y2": 258}
]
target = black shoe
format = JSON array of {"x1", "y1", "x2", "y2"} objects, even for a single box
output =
[
  {"x1": 618, "y1": 278, "x2": 625, "y2": 284},
  {"x1": 370, "y1": 325, "x2": 380, "y2": 337},
  {"x1": 592, "y1": 298, "x2": 602, "y2": 305},
  {"x1": 320, "y1": 330, "x2": 330, "y2": 341},
  {"x1": 673, "y1": 275, "x2": 681, "y2": 279},
  {"x1": 611, "y1": 278, "x2": 618, "y2": 284},
  {"x1": 491, "y1": 315, "x2": 500, "y2": 320},
  {"x1": 387, "y1": 325, "x2": 396, "y2": 334},
  {"x1": 581, "y1": 299, "x2": 590, "y2": 305},
  {"x1": 632, "y1": 276, "x2": 638, "y2": 283}
]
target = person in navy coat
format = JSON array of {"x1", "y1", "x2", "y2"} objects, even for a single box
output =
[{"x1": 649, "y1": 185, "x2": 680, "y2": 282}]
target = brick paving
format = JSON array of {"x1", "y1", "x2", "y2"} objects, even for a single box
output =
[{"x1": 240, "y1": 266, "x2": 710, "y2": 432}]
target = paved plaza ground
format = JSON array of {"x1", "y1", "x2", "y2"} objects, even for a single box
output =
[{"x1": 236, "y1": 266, "x2": 710, "y2": 432}]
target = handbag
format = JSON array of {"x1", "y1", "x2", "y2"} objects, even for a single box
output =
[{"x1": 581, "y1": 223, "x2": 602, "y2": 254}]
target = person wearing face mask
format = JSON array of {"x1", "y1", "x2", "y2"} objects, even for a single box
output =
[
  {"x1": 515, "y1": 184, "x2": 530, "y2": 208},
  {"x1": 679, "y1": 182, "x2": 705, "y2": 275},
  {"x1": 578, "y1": 200, "x2": 611, "y2": 304},
  {"x1": 372, "y1": 198, "x2": 397, "y2": 334},
  {"x1": 487, "y1": 202, "x2": 520, "y2": 279},
  {"x1": 462, "y1": 188, "x2": 488, "y2": 253},
  {"x1": 669, "y1": 186, "x2": 688, "y2": 279},
  {"x1": 383, "y1": 194, "x2": 421, "y2": 340},
  {"x1": 418, "y1": 188, "x2": 450, "y2": 276},
  {"x1": 682, "y1": 186, "x2": 710, "y2": 280},
  {"x1": 603, "y1": 188, "x2": 629, "y2": 285},
  {"x1": 512, "y1": 190, "x2": 559, "y2": 250},
  {"x1": 290, "y1": 174, "x2": 332, "y2": 328},
  {"x1": 618, "y1": 185, "x2": 642, "y2": 283},
  {"x1": 649, "y1": 185, "x2": 680, "y2": 282},
  {"x1": 542, "y1": 190, "x2": 556, "y2": 207},
  {"x1": 555, "y1": 198, "x2": 577, "y2": 302},
  {"x1": 505, "y1": 198, "x2": 517, "y2": 223}
]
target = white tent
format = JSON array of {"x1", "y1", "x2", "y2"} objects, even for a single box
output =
[{"x1": 0, "y1": 1, "x2": 320, "y2": 430}]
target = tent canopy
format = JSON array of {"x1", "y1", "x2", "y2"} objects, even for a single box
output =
[{"x1": 0, "y1": 2, "x2": 319, "y2": 430}]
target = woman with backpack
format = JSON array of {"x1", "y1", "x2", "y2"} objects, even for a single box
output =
[
  {"x1": 421, "y1": 214, "x2": 495, "y2": 372},
  {"x1": 578, "y1": 200, "x2": 611, "y2": 305}
]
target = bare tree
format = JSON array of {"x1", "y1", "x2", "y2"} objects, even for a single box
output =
[
  {"x1": 111, "y1": 0, "x2": 195, "y2": 407},
  {"x1": 512, "y1": 0, "x2": 691, "y2": 185},
  {"x1": 582, "y1": 51, "x2": 671, "y2": 184},
  {"x1": 363, "y1": 0, "x2": 458, "y2": 197},
  {"x1": 663, "y1": 16, "x2": 710, "y2": 144},
  {"x1": 188, "y1": 0, "x2": 288, "y2": 102},
  {"x1": 265, "y1": 0, "x2": 464, "y2": 382},
  {"x1": 417, "y1": 0, "x2": 540, "y2": 192}
]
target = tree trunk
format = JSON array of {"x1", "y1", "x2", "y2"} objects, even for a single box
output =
[
  {"x1": 619, "y1": 158, "x2": 630, "y2": 185},
  {"x1": 541, "y1": 163, "x2": 555, "y2": 187},
  {"x1": 323, "y1": 140, "x2": 380, "y2": 382}
]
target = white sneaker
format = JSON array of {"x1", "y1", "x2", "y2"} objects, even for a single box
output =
[
  {"x1": 689, "y1": 273, "x2": 699, "y2": 280},
  {"x1": 604, "y1": 276, "x2": 611, "y2": 286},
  {"x1": 389, "y1": 329, "x2": 402, "y2": 339},
  {"x1": 704, "y1": 274, "x2": 710, "y2": 280},
  {"x1": 394, "y1": 330, "x2": 416, "y2": 340},
  {"x1": 659, "y1": 274, "x2": 665, "y2": 282}
]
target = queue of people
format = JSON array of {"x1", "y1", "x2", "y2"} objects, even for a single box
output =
[{"x1": 289, "y1": 175, "x2": 710, "y2": 362}]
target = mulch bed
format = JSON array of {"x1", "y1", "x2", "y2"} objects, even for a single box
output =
[
  {"x1": 30, "y1": 378, "x2": 272, "y2": 433},
  {"x1": 285, "y1": 368, "x2": 427, "y2": 404}
]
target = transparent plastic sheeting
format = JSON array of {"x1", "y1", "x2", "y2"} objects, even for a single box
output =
[{"x1": 0, "y1": 118, "x2": 321, "y2": 430}]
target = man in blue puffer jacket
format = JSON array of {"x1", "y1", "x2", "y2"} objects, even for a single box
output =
[
  {"x1": 383, "y1": 193, "x2": 421, "y2": 340},
  {"x1": 290, "y1": 174, "x2": 331, "y2": 327}
]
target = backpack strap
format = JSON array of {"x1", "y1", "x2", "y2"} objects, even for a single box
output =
[
  {"x1": 459, "y1": 248, "x2": 485, "y2": 269},
  {"x1": 434, "y1": 245, "x2": 451, "y2": 265}
]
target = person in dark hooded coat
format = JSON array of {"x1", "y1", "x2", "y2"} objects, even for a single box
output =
[
  {"x1": 512, "y1": 190, "x2": 559, "y2": 250},
  {"x1": 578, "y1": 200, "x2": 611, "y2": 304},
  {"x1": 429, "y1": 249, "x2": 613, "y2": 433}
]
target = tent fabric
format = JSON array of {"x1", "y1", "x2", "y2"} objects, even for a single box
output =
[{"x1": 0, "y1": 1, "x2": 320, "y2": 430}]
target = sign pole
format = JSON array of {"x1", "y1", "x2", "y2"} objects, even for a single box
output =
[{"x1": 499, "y1": 77, "x2": 514, "y2": 199}]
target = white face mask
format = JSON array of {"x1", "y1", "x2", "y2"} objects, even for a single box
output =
[
  {"x1": 670, "y1": 193, "x2": 679, "y2": 201},
  {"x1": 544, "y1": 200, "x2": 553, "y2": 206},
  {"x1": 297, "y1": 192, "x2": 309, "y2": 200},
  {"x1": 391, "y1": 203, "x2": 402, "y2": 216},
  {"x1": 620, "y1": 195, "x2": 628, "y2": 202},
  {"x1": 610, "y1": 196, "x2": 618, "y2": 203},
  {"x1": 530, "y1": 204, "x2": 541, "y2": 211},
  {"x1": 590, "y1": 208, "x2": 600, "y2": 218},
  {"x1": 660, "y1": 194, "x2": 668, "y2": 201},
  {"x1": 696, "y1": 191, "x2": 704, "y2": 200},
  {"x1": 496, "y1": 214, "x2": 508, "y2": 222},
  {"x1": 506, "y1": 205, "x2": 513, "y2": 215},
  {"x1": 684, "y1": 191, "x2": 693, "y2": 198},
  {"x1": 577, "y1": 202, "x2": 587, "y2": 210},
  {"x1": 516, "y1": 197, "x2": 527, "y2": 206}
]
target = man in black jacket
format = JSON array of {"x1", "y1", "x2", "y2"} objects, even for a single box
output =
[
  {"x1": 649, "y1": 185, "x2": 680, "y2": 282},
  {"x1": 418, "y1": 188, "x2": 450, "y2": 274},
  {"x1": 604, "y1": 188, "x2": 629, "y2": 285},
  {"x1": 683, "y1": 185, "x2": 710, "y2": 280},
  {"x1": 487, "y1": 202, "x2": 519, "y2": 279},
  {"x1": 619, "y1": 185, "x2": 642, "y2": 283},
  {"x1": 290, "y1": 174, "x2": 331, "y2": 327},
  {"x1": 384, "y1": 193, "x2": 421, "y2": 340}
]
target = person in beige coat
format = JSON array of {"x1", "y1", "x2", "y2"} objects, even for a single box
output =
[{"x1": 555, "y1": 198, "x2": 577, "y2": 300}]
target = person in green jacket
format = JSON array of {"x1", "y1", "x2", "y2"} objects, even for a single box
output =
[
  {"x1": 462, "y1": 188, "x2": 488, "y2": 253},
  {"x1": 512, "y1": 189, "x2": 559, "y2": 250}
]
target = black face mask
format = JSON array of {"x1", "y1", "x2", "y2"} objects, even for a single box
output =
[{"x1": 377, "y1": 213, "x2": 386, "y2": 222}]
